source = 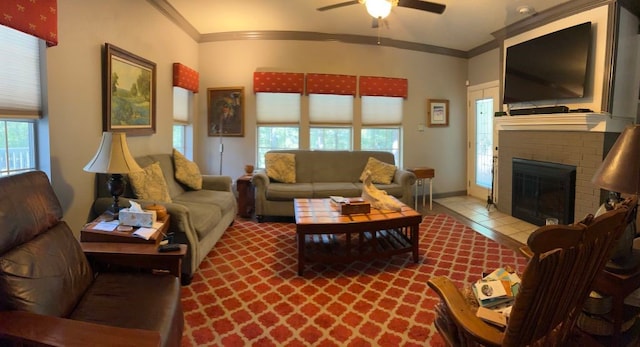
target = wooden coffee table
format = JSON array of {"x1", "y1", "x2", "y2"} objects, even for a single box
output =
[{"x1": 294, "y1": 198, "x2": 422, "y2": 275}]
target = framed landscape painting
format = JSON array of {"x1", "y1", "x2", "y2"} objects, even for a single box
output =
[
  {"x1": 207, "y1": 87, "x2": 244, "y2": 137},
  {"x1": 427, "y1": 99, "x2": 449, "y2": 127},
  {"x1": 103, "y1": 43, "x2": 156, "y2": 136}
]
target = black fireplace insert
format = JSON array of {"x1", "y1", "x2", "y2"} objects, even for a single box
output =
[{"x1": 512, "y1": 158, "x2": 576, "y2": 226}]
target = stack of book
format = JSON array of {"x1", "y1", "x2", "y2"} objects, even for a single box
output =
[{"x1": 473, "y1": 267, "x2": 521, "y2": 327}]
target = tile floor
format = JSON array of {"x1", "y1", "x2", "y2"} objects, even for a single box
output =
[{"x1": 435, "y1": 195, "x2": 539, "y2": 245}]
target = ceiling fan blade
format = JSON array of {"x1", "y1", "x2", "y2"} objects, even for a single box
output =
[
  {"x1": 317, "y1": 1, "x2": 360, "y2": 11},
  {"x1": 397, "y1": 0, "x2": 446, "y2": 14}
]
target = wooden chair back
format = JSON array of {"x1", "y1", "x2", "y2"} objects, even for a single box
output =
[
  {"x1": 503, "y1": 205, "x2": 628, "y2": 346},
  {"x1": 428, "y1": 200, "x2": 632, "y2": 346}
]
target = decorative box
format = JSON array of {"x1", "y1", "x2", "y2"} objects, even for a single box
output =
[
  {"x1": 340, "y1": 201, "x2": 371, "y2": 215},
  {"x1": 119, "y1": 209, "x2": 156, "y2": 227}
]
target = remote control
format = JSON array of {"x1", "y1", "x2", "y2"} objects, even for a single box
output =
[{"x1": 158, "y1": 243, "x2": 181, "y2": 252}]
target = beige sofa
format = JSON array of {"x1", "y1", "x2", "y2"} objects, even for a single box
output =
[
  {"x1": 90, "y1": 153, "x2": 236, "y2": 284},
  {"x1": 252, "y1": 150, "x2": 416, "y2": 221}
]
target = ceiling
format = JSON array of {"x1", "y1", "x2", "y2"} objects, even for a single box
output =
[{"x1": 164, "y1": 0, "x2": 572, "y2": 52}]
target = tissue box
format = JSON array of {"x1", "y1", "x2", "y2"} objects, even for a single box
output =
[{"x1": 119, "y1": 209, "x2": 156, "y2": 227}]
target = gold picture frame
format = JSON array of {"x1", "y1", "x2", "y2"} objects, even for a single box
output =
[
  {"x1": 103, "y1": 43, "x2": 156, "y2": 136},
  {"x1": 207, "y1": 87, "x2": 244, "y2": 137},
  {"x1": 427, "y1": 99, "x2": 449, "y2": 127}
]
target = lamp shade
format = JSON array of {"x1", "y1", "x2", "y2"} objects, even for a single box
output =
[
  {"x1": 83, "y1": 132, "x2": 142, "y2": 174},
  {"x1": 365, "y1": 0, "x2": 393, "y2": 18},
  {"x1": 592, "y1": 125, "x2": 640, "y2": 195}
]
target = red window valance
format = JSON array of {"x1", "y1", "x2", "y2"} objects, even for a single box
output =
[
  {"x1": 253, "y1": 72, "x2": 304, "y2": 94},
  {"x1": 359, "y1": 76, "x2": 408, "y2": 98},
  {"x1": 173, "y1": 63, "x2": 199, "y2": 93},
  {"x1": 306, "y1": 73, "x2": 357, "y2": 96},
  {"x1": 0, "y1": 0, "x2": 58, "y2": 46}
]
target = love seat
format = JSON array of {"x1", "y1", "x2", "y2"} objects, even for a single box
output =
[
  {"x1": 90, "y1": 153, "x2": 236, "y2": 283},
  {"x1": 0, "y1": 171, "x2": 183, "y2": 347},
  {"x1": 253, "y1": 150, "x2": 416, "y2": 221}
]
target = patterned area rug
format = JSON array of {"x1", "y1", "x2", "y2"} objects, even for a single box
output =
[{"x1": 180, "y1": 214, "x2": 528, "y2": 346}]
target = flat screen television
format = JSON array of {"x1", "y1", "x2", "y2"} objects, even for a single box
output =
[{"x1": 503, "y1": 22, "x2": 592, "y2": 104}]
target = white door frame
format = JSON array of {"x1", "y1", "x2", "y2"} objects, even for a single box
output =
[{"x1": 467, "y1": 80, "x2": 500, "y2": 203}]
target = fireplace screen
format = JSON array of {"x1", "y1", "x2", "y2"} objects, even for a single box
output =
[{"x1": 512, "y1": 158, "x2": 576, "y2": 226}]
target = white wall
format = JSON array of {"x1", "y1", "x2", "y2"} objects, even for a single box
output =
[
  {"x1": 47, "y1": 0, "x2": 198, "y2": 233},
  {"x1": 612, "y1": 6, "x2": 640, "y2": 120},
  {"x1": 468, "y1": 48, "x2": 500, "y2": 86},
  {"x1": 197, "y1": 40, "x2": 469, "y2": 195}
]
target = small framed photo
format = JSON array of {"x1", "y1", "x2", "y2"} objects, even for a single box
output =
[
  {"x1": 427, "y1": 99, "x2": 449, "y2": 127},
  {"x1": 103, "y1": 43, "x2": 156, "y2": 136},
  {"x1": 207, "y1": 87, "x2": 244, "y2": 137}
]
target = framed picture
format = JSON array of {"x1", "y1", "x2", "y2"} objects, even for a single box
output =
[
  {"x1": 103, "y1": 43, "x2": 156, "y2": 136},
  {"x1": 207, "y1": 87, "x2": 244, "y2": 137},
  {"x1": 427, "y1": 99, "x2": 449, "y2": 127}
]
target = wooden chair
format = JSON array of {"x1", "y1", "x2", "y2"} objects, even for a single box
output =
[{"x1": 427, "y1": 205, "x2": 630, "y2": 346}]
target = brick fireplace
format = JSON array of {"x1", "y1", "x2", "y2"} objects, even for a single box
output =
[{"x1": 494, "y1": 113, "x2": 630, "y2": 224}]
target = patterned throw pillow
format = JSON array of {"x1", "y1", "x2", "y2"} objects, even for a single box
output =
[
  {"x1": 128, "y1": 162, "x2": 172, "y2": 202},
  {"x1": 359, "y1": 157, "x2": 397, "y2": 184},
  {"x1": 173, "y1": 148, "x2": 202, "y2": 190},
  {"x1": 265, "y1": 153, "x2": 296, "y2": 183}
]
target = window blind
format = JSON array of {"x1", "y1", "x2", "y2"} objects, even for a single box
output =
[
  {"x1": 256, "y1": 92, "x2": 301, "y2": 124},
  {"x1": 173, "y1": 87, "x2": 191, "y2": 123},
  {"x1": 0, "y1": 25, "x2": 42, "y2": 118},
  {"x1": 309, "y1": 94, "x2": 353, "y2": 124},
  {"x1": 361, "y1": 96, "x2": 402, "y2": 125}
]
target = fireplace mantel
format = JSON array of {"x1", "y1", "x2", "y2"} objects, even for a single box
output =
[{"x1": 494, "y1": 112, "x2": 633, "y2": 132}]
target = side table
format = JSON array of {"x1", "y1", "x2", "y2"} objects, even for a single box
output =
[
  {"x1": 408, "y1": 167, "x2": 435, "y2": 210},
  {"x1": 589, "y1": 267, "x2": 640, "y2": 346},
  {"x1": 81, "y1": 242, "x2": 187, "y2": 281},
  {"x1": 81, "y1": 214, "x2": 170, "y2": 245},
  {"x1": 237, "y1": 174, "x2": 255, "y2": 218},
  {"x1": 81, "y1": 213, "x2": 187, "y2": 282}
]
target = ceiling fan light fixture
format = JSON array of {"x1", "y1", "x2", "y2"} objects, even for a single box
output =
[{"x1": 365, "y1": 0, "x2": 393, "y2": 19}]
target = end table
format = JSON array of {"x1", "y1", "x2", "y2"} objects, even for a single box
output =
[
  {"x1": 236, "y1": 174, "x2": 255, "y2": 218},
  {"x1": 408, "y1": 167, "x2": 435, "y2": 210}
]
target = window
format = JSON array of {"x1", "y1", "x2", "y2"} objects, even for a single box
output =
[
  {"x1": 310, "y1": 127, "x2": 352, "y2": 150},
  {"x1": 361, "y1": 96, "x2": 403, "y2": 164},
  {"x1": 0, "y1": 120, "x2": 36, "y2": 176},
  {"x1": 173, "y1": 87, "x2": 192, "y2": 156},
  {"x1": 256, "y1": 92, "x2": 301, "y2": 168},
  {"x1": 0, "y1": 25, "x2": 43, "y2": 176},
  {"x1": 173, "y1": 125, "x2": 185, "y2": 154}
]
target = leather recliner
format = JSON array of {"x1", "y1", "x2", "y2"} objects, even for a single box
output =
[{"x1": 0, "y1": 171, "x2": 183, "y2": 347}]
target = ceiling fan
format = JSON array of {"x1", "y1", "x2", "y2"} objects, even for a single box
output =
[{"x1": 317, "y1": 0, "x2": 446, "y2": 19}]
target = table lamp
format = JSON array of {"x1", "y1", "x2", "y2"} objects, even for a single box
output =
[
  {"x1": 591, "y1": 124, "x2": 640, "y2": 273},
  {"x1": 84, "y1": 132, "x2": 142, "y2": 218}
]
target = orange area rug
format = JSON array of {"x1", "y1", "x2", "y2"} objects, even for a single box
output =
[{"x1": 180, "y1": 214, "x2": 528, "y2": 346}]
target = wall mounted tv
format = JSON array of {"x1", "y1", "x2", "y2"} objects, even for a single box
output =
[{"x1": 503, "y1": 21, "x2": 592, "y2": 104}]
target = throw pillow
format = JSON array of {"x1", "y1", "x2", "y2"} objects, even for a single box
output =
[
  {"x1": 173, "y1": 148, "x2": 202, "y2": 190},
  {"x1": 265, "y1": 153, "x2": 296, "y2": 183},
  {"x1": 359, "y1": 157, "x2": 397, "y2": 184},
  {"x1": 128, "y1": 162, "x2": 172, "y2": 202}
]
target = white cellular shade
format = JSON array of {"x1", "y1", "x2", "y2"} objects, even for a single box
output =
[
  {"x1": 173, "y1": 87, "x2": 191, "y2": 123},
  {"x1": 361, "y1": 96, "x2": 403, "y2": 125},
  {"x1": 256, "y1": 92, "x2": 301, "y2": 123},
  {"x1": 0, "y1": 25, "x2": 42, "y2": 117},
  {"x1": 309, "y1": 94, "x2": 354, "y2": 124}
]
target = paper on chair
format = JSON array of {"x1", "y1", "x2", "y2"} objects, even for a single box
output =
[{"x1": 132, "y1": 227, "x2": 156, "y2": 240}]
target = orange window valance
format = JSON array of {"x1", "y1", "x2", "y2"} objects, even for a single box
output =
[
  {"x1": 0, "y1": 0, "x2": 58, "y2": 46},
  {"x1": 253, "y1": 72, "x2": 305, "y2": 94},
  {"x1": 173, "y1": 63, "x2": 199, "y2": 93},
  {"x1": 359, "y1": 76, "x2": 408, "y2": 98},
  {"x1": 306, "y1": 73, "x2": 357, "y2": 96}
]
